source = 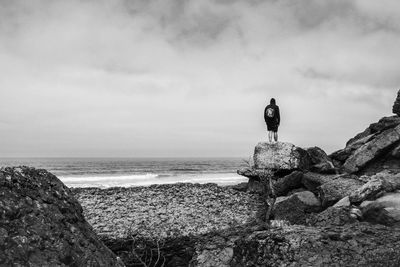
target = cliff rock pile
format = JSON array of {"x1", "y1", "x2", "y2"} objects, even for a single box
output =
[
  {"x1": 330, "y1": 116, "x2": 400, "y2": 174},
  {"x1": 192, "y1": 223, "x2": 400, "y2": 266},
  {"x1": 0, "y1": 167, "x2": 122, "y2": 266}
]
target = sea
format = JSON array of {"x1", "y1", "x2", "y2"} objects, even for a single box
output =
[{"x1": 0, "y1": 158, "x2": 248, "y2": 188}]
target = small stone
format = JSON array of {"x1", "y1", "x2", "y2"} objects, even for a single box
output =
[{"x1": 333, "y1": 196, "x2": 350, "y2": 208}]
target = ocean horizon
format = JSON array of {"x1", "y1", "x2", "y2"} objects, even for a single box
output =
[{"x1": 0, "y1": 157, "x2": 249, "y2": 188}]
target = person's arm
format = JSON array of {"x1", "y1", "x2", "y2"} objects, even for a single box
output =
[
  {"x1": 276, "y1": 106, "x2": 280, "y2": 125},
  {"x1": 264, "y1": 106, "x2": 268, "y2": 123}
]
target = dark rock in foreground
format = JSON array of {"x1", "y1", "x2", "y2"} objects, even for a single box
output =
[
  {"x1": 228, "y1": 223, "x2": 400, "y2": 267},
  {"x1": 273, "y1": 191, "x2": 321, "y2": 224},
  {"x1": 307, "y1": 206, "x2": 357, "y2": 227},
  {"x1": 0, "y1": 167, "x2": 122, "y2": 266}
]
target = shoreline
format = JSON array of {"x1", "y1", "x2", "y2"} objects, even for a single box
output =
[{"x1": 62, "y1": 173, "x2": 248, "y2": 188}]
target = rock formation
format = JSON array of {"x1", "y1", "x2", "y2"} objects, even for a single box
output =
[
  {"x1": 361, "y1": 191, "x2": 400, "y2": 227},
  {"x1": 301, "y1": 172, "x2": 336, "y2": 193},
  {"x1": 0, "y1": 167, "x2": 123, "y2": 266},
  {"x1": 253, "y1": 142, "x2": 311, "y2": 170},
  {"x1": 306, "y1": 146, "x2": 336, "y2": 174},
  {"x1": 272, "y1": 171, "x2": 303, "y2": 197},
  {"x1": 318, "y1": 176, "x2": 363, "y2": 207},
  {"x1": 342, "y1": 124, "x2": 400, "y2": 173},
  {"x1": 191, "y1": 223, "x2": 400, "y2": 266},
  {"x1": 393, "y1": 89, "x2": 400, "y2": 116},
  {"x1": 349, "y1": 171, "x2": 400, "y2": 203},
  {"x1": 237, "y1": 90, "x2": 400, "y2": 233},
  {"x1": 273, "y1": 191, "x2": 321, "y2": 224},
  {"x1": 330, "y1": 116, "x2": 400, "y2": 174}
]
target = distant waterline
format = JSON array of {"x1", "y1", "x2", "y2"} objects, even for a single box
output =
[{"x1": 0, "y1": 158, "x2": 248, "y2": 188}]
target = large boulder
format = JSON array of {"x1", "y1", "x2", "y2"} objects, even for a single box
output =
[
  {"x1": 306, "y1": 147, "x2": 336, "y2": 174},
  {"x1": 393, "y1": 89, "x2": 400, "y2": 116},
  {"x1": 318, "y1": 176, "x2": 363, "y2": 207},
  {"x1": 330, "y1": 134, "x2": 375, "y2": 166},
  {"x1": 349, "y1": 171, "x2": 400, "y2": 203},
  {"x1": 272, "y1": 171, "x2": 303, "y2": 197},
  {"x1": 0, "y1": 167, "x2": 122, "y2": 266},
  {"x1": 273, "y1": 191, "x2": 321, "y2": 225},
  {"x1": 330, "y1": 116, "x2": 400, "y2": 174},
  {"x1": 301, "y1": 172, "x2": 336, "y2": 193},
  {"x1": 342, "y1": 124, "x2": 400, "y2": 173},
  {"x1": 253, "y1": 142, "x2": 311, "y2": 171},
  {"x1": 361, "y1": 191, "x2": 400, "y2": 227},
  {"x1": 307, "y1": 206, "x2": 357, "y2": 227}
]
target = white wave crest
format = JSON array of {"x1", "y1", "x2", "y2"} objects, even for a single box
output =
[{"x1": 59, "y1": 173, "x2": 247, "y2": 188}]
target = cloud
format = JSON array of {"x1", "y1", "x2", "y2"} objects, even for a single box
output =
[{"x1": 0, "y1": 0, "x2": 399, "y2": 156}]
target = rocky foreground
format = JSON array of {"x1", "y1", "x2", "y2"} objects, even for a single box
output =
[
  {"x1": 0, "y1": 167, "x2": 123, "y2": 267},
  {"x1": 2, "y1": 166, "x2": 400, "y2": 266}
]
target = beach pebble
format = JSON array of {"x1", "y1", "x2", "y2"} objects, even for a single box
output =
[{"x1": 72, "y1": 183, "x2": 262, "y2": 240}]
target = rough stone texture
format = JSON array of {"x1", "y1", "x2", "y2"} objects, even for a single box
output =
[
  {"x1": 318, "y1": 177, "x2": 363, "y2": 207},
  {"x1": 391, "y1": 143, "x2": 400, "y2": 158},
  {"x1": 195, "y1": 247, "x2": 233, "y2": 267},
  {"x1": 189, "y1": 223, "x2": 400, "y2": 267},
  {"x1": 230, "y1": 182, "x2": 248, "y2": 192},
  {"x1": 392, "y1": 89, "x2": 400, "y2": 116},
  {"x1": 273, "y1": 191, "x2": 321, "y2": 225},
  {"x1": 349, "y1": 171, "x2": 400, "y2": 203},
  {"x1": 361, "y1": 191, "x2": 400, "y2": 227},
  {"x1": 203, "y1": 223, "x2": 400, "y2": 267},
  {"x1": 333, "y1": 117, "x2": 400, "y2": 152},
  {"x1": 237, "y1": 168, "x2": 259, "y2": 180},
  {"x1": 306, "y1": 146, "x2": 336, "y2": 174},
  {"x1": 272, "y1": 171, "x2": 303, "y2": 197},
  {"x1": 253, "y1": 142, "x2": 311, "y2": 170},
  {"x1": 307, "y1": 206, "x2": 357, "y2": 227},
  {"x1": 236, "y1": 168, "x2": 268, "y2": 194},
  {"x1": 330, "y1": 134, "x2": 376, "y2": 166},
  {"x1": 330, "y1": 116, "x2": 400, "y2": 173},
  {"x1": 0, "y1": 167, "x2": 122, "y2": 267},
  {"x1": 333, "y1": 196, "x2": 350, "y2": 207},
  {"x1": 301, "y1": 172, "x2": 336, "y2": 193},
  {"x1": 247, "y1": 178, "x2": 263, "y2": 194},
  {"x1": 360, "y1": 149, "x2": 400, "y2": 175},
  {"x1": 72, "y1": 184, "x2": 262, "y2": 240},
  {"x1": 343, "y1": 124, "x2": 400, "y2": 173},
  {"x1": 350, "y1": 178, "x2": 385, "y2": 203}
]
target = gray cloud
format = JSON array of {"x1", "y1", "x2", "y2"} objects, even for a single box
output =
[{"x1": 0, "y1": 0, "x2": 399, "y2": 156}]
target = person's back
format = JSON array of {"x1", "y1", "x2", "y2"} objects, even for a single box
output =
[{"x1": 264, "y1": 98, "x2": 280, "y2": 142}]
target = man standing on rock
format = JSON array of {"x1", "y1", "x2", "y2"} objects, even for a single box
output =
[{"x1": 264, "y1": 98, "x2": 280, "y2": 143}]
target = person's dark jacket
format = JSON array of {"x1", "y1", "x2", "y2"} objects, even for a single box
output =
[{"x1": 264, "y1": 104, "x2": 280, "y2": 125}]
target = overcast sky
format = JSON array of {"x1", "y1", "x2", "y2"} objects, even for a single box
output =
[{"x1": 0, "y1": 0, "x2": 399, "y2": 157}]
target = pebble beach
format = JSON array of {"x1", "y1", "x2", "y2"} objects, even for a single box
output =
[{"x1": 72, "y1": 183, "x2": 262, "y2": 240}]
